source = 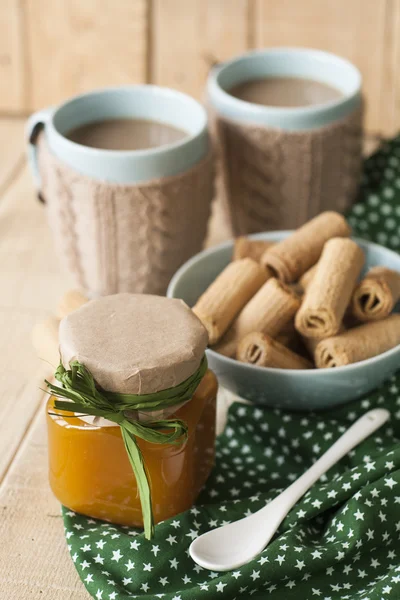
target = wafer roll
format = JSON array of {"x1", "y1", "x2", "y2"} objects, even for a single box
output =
[
  {"x1": 233, "y1": 237, "x2": 274, "y2": 262},
  {"x1": 302, "y1": 325, "x2": 345, "y2": 358},
  {"x1": 261, "y1": 212, "x2": 351, "y2": 282},
  {"x1": 32, "y1": 317, "x2": 60, "y2": 366},
  {"x1": 213, "y1": 278, "x2": 300, "y2": 357},
  {"x1": 299, "y1": 264, "x2": 317, "y2": 290},
  {"x1": 351, "y1": 266, "x2": 400, "y2": 322},
  {"x1": 193, "y1": 258, "x2": 268, "y2": 345},
  {"x1": 237, "y1": 332, "x2": 312, "y2": 369},
  {"x1": 57, "y1": 289, "x2": 88, "y2": 319},
  {"x1": 235, "y1": 278, "x2": 300, "y2": 338},
  {"x1": 295, "y1": 238, "x2": 364, "y2": 338},
  {"x1": 315, "y1": 314, "x2": 400, "y2": 368}
]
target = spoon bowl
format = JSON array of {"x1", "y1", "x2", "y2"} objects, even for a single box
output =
[{"x1": 190, "y1": 498, "x2": 287, "y2": 571}]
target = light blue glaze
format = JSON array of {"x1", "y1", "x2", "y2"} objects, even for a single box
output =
[
  {"x1": 26, "y1": 85, "x2": 209, "y2": 184},
  {"x1": 168, "y1": 231, "x2": 400, "y2": 411},
  {"x1": 207, "y1": 48, "x2": 362, "y2": 131}
]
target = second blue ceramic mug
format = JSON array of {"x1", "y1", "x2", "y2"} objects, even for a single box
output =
[{"x1": 208, "y1": 47, "x2": 363, "y2": 234}]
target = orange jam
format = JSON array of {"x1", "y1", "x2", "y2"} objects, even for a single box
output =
[{"x1": 47, "y1": 369, "x2": 217, "y2": 527}]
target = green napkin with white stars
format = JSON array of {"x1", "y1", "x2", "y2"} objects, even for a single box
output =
[
  {"x1": 348, "y1": 134, "x2": 400, "y2": 250},
  {"x1": 63, "y1": 137, "x2": 400, "y2": 599}
]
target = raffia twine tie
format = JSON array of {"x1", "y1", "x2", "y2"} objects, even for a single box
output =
[{"x1": 46, "y1": 355, "x2": 208, "y2": 539}]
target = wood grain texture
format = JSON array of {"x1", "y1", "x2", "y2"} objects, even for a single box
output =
[
  {"x1": 0, "y1": 405, "x2": 90, "y2": 598},
  {"x1": 151, "y1": 0, "x2": 250, "y2": 98},
  {"x1": 0, "y1": 0, "x2": 398, "y2": 136},
  {"x1": 0, "y1": 166, "x2": 73, "y2": 311},
  {"x1": 0, "y1": 0, "x2": 25, "y2": 112},
  {"x1": 254, "y1": 0, "x2": 389, "y2": 133},
  {"x1": 0, "y1": 119, "x2": 26, "y2": 194},
  {"x1": 0, "y1": 159, "x2": 70, "y2": 484},
  {"x1": 25, "y1": 0, "x2": 148, "y2": 110}
]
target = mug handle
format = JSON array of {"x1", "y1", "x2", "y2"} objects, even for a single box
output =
[{"x1": 26, "y1": 107, "x2": 54, "y2": 202}]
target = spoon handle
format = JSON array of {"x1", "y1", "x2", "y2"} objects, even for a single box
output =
[{"x1": 276, "y1": 408, "x2": 389, "y2": 509}]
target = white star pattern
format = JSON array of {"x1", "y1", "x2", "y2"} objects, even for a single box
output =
[
  {"x1": 129, "y1": 540, "x2": 140, "y2": 550},
  {"x1": 166, "y1": 535, "x2": 177, "y2": 545},
  {"x1": 385, "y1": 477, "x2": 397, "y2": 489},
  {"x1": 170, "y1": 520, "x2": 180, "y2": 529},
  {"x1": 111, "y1": 550, "x2": 123, "y2": 562}
]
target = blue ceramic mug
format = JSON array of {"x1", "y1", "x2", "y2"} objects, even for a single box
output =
[
  {"x1": 207, "y1": 47, "x2": 363, "y2": 234},
  {"x1": 26, "y1": 86, "x2": 214, "y2": 297}
]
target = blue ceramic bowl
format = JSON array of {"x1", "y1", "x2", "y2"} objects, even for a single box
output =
[{"x1": 167, "y1": 231, "x2": 400, "y2": 411}]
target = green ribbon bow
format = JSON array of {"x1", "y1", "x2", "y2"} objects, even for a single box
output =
[{"x1": 45, "y1": 355, "x2": 208, "y2": 540}]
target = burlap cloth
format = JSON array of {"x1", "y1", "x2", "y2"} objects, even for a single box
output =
[
  {"x1": 215, "y1": 107, "x2": 363, "y2": 235},
  {"x1": 36, "y1": 134, "x2": 214, "y2": 297}
]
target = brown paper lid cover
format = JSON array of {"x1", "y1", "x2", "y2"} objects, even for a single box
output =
[{"x1": 59, "y1": 293, "x2": 208, "y2": 394}]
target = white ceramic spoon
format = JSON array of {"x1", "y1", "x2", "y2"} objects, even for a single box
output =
[{"x1": 190, "y1": 408, "x2": 389, "y2": 571}]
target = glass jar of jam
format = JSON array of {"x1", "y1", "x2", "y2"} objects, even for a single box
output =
[{"x1": 46, "y1": 294, "x2": 217, "y2": 533}]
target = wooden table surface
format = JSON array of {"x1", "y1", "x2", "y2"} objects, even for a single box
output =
[{"x1": 0, "y1": 118, "x2": 233, "y2": 599}]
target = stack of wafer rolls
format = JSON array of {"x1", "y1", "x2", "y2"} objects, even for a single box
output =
[{"x1": 192, "y1": 211, "x2": 400, "y2": 370}]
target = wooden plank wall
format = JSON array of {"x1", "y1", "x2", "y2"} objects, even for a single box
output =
[{"x1": 1, "y1": 0, "x2": 399, "y2": 134}]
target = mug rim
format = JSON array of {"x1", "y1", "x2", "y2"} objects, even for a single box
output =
[
  {"x1": 208, "y1": 47, "x2": 362, "y2": 130},
  {"x1": 49, "y1": 84, "x2": 208, "y2": 158},
  {"x1": 29, "y1": 84, "x2": 210, "y2": 183}
]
